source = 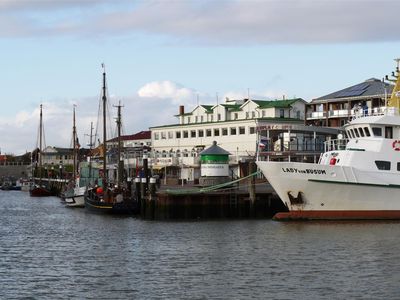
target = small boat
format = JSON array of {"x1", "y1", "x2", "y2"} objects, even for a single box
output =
[
  {"x1": 84, "y1": 65, "x2": 137, "y2": 214},
  {"x1": 257, "y1": 58, "x2": 400, "y2": 220},
  {"x1": 63, "y1": 106, "x2": 86, "y2": 208},
  {"x1": 20, "y1": 179, "x2": 34, "y2": 192},
  {"x1": 1, "y1": 180, "x2": 12, "y2": 190},
  {"x1": 30, "y1": 104, "x2": 55, "y2": 197}
]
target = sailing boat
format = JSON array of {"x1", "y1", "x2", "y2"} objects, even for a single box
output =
[
  {"x1": 30, "y1": 104, "x2": 54, "y2": 197},
  {"x1": 64, "y1": 105, "x2": 85, "y2": 207},
  {"x1": 84, "y1": 65, "x2": 136, "y2": 214}
]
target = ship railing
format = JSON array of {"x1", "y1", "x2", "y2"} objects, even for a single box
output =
[
  {"x1": 324, "y1": 139, "x2": 349, "y2": 152},
  {"x1": 352, "y1": 106, "x2": 399, "y2": 120}
]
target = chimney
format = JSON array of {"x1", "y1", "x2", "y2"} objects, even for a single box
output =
[{"x1": 179, "y1": 105, "x2": 185, "y2": 115}]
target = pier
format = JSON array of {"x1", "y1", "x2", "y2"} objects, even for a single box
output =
[{"x1": 137, "y1": 176, "x2": 287, "y2": 220}]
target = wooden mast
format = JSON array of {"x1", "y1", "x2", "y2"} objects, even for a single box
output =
[
  {"x1": 72, "y1": 105, "x2": 77, "y2": 179},
  {"x1": 115, "y1": 101, "x2": 123, "y2": 186},
  {"x1": 102, "y1": 64, "x2": 108, "y2": 198},
  {"x1": 39, "y1": 104, "x2": 43, "y2": 186}
]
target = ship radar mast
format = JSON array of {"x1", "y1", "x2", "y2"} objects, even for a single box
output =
[{"x1": 387, "y1": 58, "x2": 400, "y2": 109}]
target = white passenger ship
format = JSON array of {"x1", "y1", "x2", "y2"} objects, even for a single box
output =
[{"x1": 257, "y1": 59, "x2": 400, "y2": 220}]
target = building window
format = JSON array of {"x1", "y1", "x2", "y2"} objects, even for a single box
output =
[
  {"x1": 191, "y1": 130, "x2": 196, "y2": 138},
  {"x1": 234, "y1": 113, "x2": 238, "y2": 120},
  {"x1": 176, "y1": 131, "x2": 181, "y2": 139},
  {"x1": 217, "y1": 114, "x2": 221, "y2": 121},
  {"x1": 187, "y1": 117, "x2": 191, "y2": 123},
  {"x1": 198, "y1": 130, "x2": 204, "y2": 137},
  {"x1": 183, "y1": 131, "x2": 189, "y2": 138},
  {"x1": 154, "y1": 132, "x2": 159, "y2": 140},
  {"x1": 214, "y1": 128, "x2": 220, "y2": 136},
  {"x1": 201, "y1": 116, "x2": 204, "y2": 122},
  {"x1": 206, "y1": 129, "x2": 212, "y2": 137},
  {"x1": 252, "y1": 111, "x2": 255, "y2": 118},
  {"x1": 245, "y1": 112, "x2": 249, "y2": 119},
  {"x1": 168, "y1": 131, "x2": 173, "y2": 139},
  {"x1": 210, "y1": 115, "x2": 214, "y2": 122},
  {"x1": 262, "y1": 110, "x2": 266, "y2": 117},
  {"x1": 249, "y1": 127, "x2": 255, "y2": 134},
  {"x1": 397, "y1": 162, "x2": 400, "y2": 171},
  {"x1": 230, "y1": 127, "x2": 237, "y2": 135},
  {"x1": 195, "y1": 116, "x2": 198, "y2": 123},
  {"x1": 280, "y1": 109, "x2": 285, "y2": 118},
  {"x1": 239, "y1": 126, "x2": 245, "y2": 134},
  {"x1": 375, "y1": 160, "x2": 391, "y2": 170},
  {"x1": 161, "y1": 132, "x2": 166, "y2": 139},
  {"x1": 296, "y1": 111, "x2": 301, "y2": 119},
  {"x1": 222, "y1": 128, "x2": 228, "y2": 136}
]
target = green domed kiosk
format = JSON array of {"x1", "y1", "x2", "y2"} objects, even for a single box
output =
[{"x1": 199, "y1": 141, "x2": 231, "y2": 186}]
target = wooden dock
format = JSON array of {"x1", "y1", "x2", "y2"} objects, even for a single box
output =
[{"x1": 138, "y1": 180, "x2": 287, "y2": 220}]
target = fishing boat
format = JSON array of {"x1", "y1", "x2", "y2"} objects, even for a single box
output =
[
  {"x1": 84, "y1": 65, "x2": 136, "y2": 214},
  {"x1": 30, "y1": 104, "x2": 54, "y2": 197},
  {"x1": 257, "y1": 59, "x2": 400, "y2": 220},
  {"x1": 64, "y1": 106, "x2": 85, "y2": 207}
]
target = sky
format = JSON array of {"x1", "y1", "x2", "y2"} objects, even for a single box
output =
[{"x1": 1, "y1": 0, "x2": 400, "y2": 155}]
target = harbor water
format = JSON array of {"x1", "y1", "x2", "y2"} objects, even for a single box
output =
[{"x1": 1, "y1": 190, "x2": 399, "y2": 299}]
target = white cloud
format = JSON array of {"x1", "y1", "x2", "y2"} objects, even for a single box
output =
[{"x1": 138, "y1": 80, "x2": 197, "y2": 104}]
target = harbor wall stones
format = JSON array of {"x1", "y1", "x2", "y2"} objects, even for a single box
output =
[{"x1": 0, "y1": 165, "x2": 29, "y2": 178}]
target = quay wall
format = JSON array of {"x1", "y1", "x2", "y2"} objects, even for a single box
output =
[
  {"x1": 0, "y1": 165, "x2": 29, "y2": 179},
  {"x1": 141, "y1": 191, "x2": 287, "y2": 220}
]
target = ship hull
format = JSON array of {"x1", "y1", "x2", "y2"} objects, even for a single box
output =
[
  {"x1": 64, "y1": 186, "x2": 85, "y2": 208},
  {"x1": 30, "y1": 186, "x2": 54, "y2": 197},
  {"x1": 256, "y1": 161, "x2": 400, "y2": 220}
]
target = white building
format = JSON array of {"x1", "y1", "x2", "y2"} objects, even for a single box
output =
[{"x1": 149, "y1": 98, "x2": 338, "y2": 184}]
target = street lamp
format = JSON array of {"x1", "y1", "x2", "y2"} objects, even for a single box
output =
[{"x1": 59, "y1": 164, "x2": 63, "y2": 180}]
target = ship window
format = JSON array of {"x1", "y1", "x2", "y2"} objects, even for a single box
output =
[
  {"x1": 358, "y1": 128, "x2": 365, "y2": 137},
  {"x1": 364, "y1": 127, "x2": 371, "y2": 137},
  {"x1": 346, "y1": 130, "x2": 352, "y2": 139},
  {"x1": 375, "y1": 160, "x2": 391, "y2": 170},
  {"x1": 372, "y1": 127, "x2": 382, "y2": 137},
  {"x1": 397, "y1": 162, "x2": 400, "y2": 171},
  {"x1": 385, "y1": 126, "x2": 393, "y2": 139},
  {"x1": 354, "y1": 129, "x2": 360, "y2": 138}
]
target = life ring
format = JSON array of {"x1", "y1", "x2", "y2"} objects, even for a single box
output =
[{"x1": 392, "y1": 140, "x2": 400, "y2": 151}]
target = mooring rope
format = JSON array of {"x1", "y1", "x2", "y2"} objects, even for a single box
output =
[{"x1": 165, "y1": 170, "x2": 261, "y2": 195}]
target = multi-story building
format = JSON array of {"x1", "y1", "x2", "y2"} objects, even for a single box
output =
[
  {"x1": 106, "y1": 131, "x2": 152, "y2": 179},
  {"x1": 306, "y1": 78, "x2": 393, "y2": 127},
  {"x1": 150, "y1": 98, "x2": 338, "y2": 183}
]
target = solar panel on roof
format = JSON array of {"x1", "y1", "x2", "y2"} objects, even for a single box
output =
[
  {"x1": 334, "y1": 82, "x2": 370, "y2": 98},
  {"x1": 349, "y1": 82, "x2": 370, "y2": 91}
]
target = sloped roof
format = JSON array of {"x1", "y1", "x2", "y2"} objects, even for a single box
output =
[
  {"x1": 312, "y1": 78, "x2": 393, "y2": 103},
  {"x1": 200, "y1": 141, "x2": 231, "y2": 155},
  {"x1": 253, "y1": 98, "x2": 303, "y2": 109},
  {"x1": 108, "y1": 131, "x2": 151, "y2": 143}
]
